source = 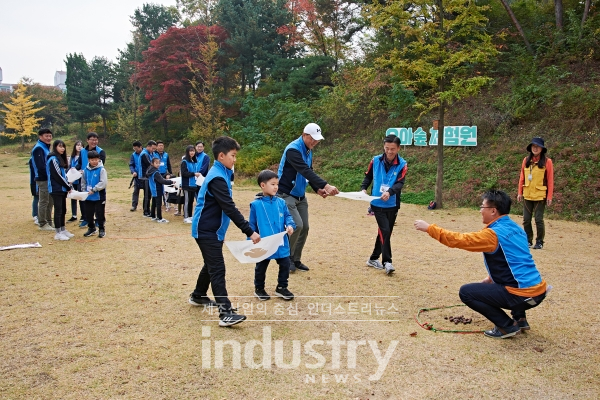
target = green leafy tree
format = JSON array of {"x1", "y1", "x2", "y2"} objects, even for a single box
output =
[
  {"x1": 365, "y1": 0, "x2": 498, "y2": 208},
  {"x1": 0, "y1": 82, "x2": 45, "y2": 150},
  {"x1": 65, "y1": 53, "x2": 96, "y2": 131},
  {"x1": 90, "y1": 56, "x2": 116, "y2": 135}
]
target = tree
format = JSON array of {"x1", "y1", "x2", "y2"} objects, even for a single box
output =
[
  {"x1": 0, "y1": 82, "x2": 44, "y2": 150},
  {"x1": 497, "y1": 0, "x2": 534, "y2": 55},
  {"x1": 131, "y1": 3, "x2": 180, "y2": 48},
  {"x1": 177, "y1": 0, "x2": 219, "y2": 25},
  {"x1": 135, "y1": 25, "x2": 229, "y2": 136},
  {"x1": 21, "y1": 79, "x2": 69, "y2": 130},
  {"x1": 365, "y1": 0, "x2": 498, "y2": 208},
  {"x1": 65, "y1": 53, "x2": 96, "y2": 131},
  {"x1": 90, "y1": 56, "x2": 116, "y2": 135}
]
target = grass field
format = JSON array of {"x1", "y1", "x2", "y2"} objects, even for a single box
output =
[{"x1": 0, "y1": 149, "x2": 599, "y2": 399}]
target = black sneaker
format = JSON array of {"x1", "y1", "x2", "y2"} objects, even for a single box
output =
[
  {"x1": 130, "y1": 207, "x2": 136, "y2": 212},
  {"x1": 188, "y1": 294, "x2": 218, "y2": 307},
  {"x1": 219, "y1": 311, "x2": 246, "y2": 327},
  {"x1": 98, "y1": 228, "x2": 106, "y2": 238},
  {"x1": 254, "y1": 289, "x2": 271, "y2": 301},
  {"x1": 289, "y1": 258, "x2": 297, "y2": 273},
  {"x1": 483, "y1": 324, "x2": 520, "y2": 339},
  {"x1": 528, "y1": 241, "x2": 533, "y2": 247},
  {"x1": 67, "y1": 216, "x2": 78, "y2": 222},
  {"x1": 275, "y1": 287, "x2": 294, "y2": 300},
  {"x1": 295, "y1": 261, "x2": 309, "y2": 272},
  {"x1": 515, "y1": 318, "x2": 530, "y2": 331},
  {"x1": 83, "y1": 229, "x2": 97, "y2": 237},
  {"x1": 533, "y1": 241, "x2": 543, "y2": 250}
]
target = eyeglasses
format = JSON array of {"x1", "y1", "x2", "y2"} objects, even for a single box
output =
[{"x1": 480, "y1": 205, "x2": 495, "y2": 209}]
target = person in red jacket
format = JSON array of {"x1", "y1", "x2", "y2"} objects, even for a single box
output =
[{"x1": 517, "y1": 137, "x2": 554, "y2": 249}]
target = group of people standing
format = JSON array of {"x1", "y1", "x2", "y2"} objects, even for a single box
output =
[{"x1": 29, "y1": 130, "x2": 108, "y2": 240}]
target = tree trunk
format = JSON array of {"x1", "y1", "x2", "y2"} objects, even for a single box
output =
[
  {"x1": 162, "y1": 113, "x2": 168, "y2": 139},
  {"x1": 580, "y1": 0, "x2": 592, "y2": 39},
  {"x1": 555, "y1": 0, "x2": 564, "y2": 31},
  {"x1": 435, "y1": 0, "x2": 445, "y2": 209},
  {"x1": 498, "y1": 0, "x2": 535, "y2": 55},
  {"x1": 102, "y1": 115, "x2": 107, "y2": 136},
  {"x1": 21, "y1": 135, "x2": 25, "y2": 151}
]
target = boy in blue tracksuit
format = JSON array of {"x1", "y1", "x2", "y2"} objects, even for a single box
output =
[
  {"x1": 81, "y1": 151, "x2": 108, "y2": 238},
  {"x1": 189, "y1": 136, "x2": 260, "y2": 327},
  {"x1": 250, "y1": 170, "x2": 296, "y2": 301}
]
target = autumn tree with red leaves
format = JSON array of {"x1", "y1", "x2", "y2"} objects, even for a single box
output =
[{"x1": 134, "y1": 24, "x2": 228, "y2": 136}]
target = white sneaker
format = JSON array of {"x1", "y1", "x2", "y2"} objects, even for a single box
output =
[
  {"x1": 39, "y1": 224, "x2": 55, "y2": 231},
  {"x1": 157, "y1": 219, "x2": 169, "y2": 223},
  {"x1": 384, "y1": 262, "x2": 395, "y2": 275},
  {"x1": 366, "y1": 259, "x2": 384, "y2": 269},
  {"x1": 54, "y1": 232, "x2": 70, "y2": 241},
  {"x1": 62, "y1": 230, "x2": 75, "y2": 238},
  {"x1": 184, "y1": 217, "x2": 193, "y2": 224},
  {"x1": 33, "y1": 216, "x2": 39, "y2": 225}
]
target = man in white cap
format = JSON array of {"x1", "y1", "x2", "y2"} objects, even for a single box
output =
[{"x1": 277, "y1": 123, "x2": 339, "y2": 272}]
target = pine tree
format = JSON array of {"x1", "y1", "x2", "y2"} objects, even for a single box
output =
[{"x1": 0, "y1": 82, "x2": 45, "y2": 150}]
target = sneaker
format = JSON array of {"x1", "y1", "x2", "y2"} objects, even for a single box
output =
[
  {"x1": 183, "y1": 217, "x2": 193, "y2": 224},
  {"x1": 295, "y1": 261, "x2": 309, "y2": 272},
  {"x1": 54, "y1": 232, "x2": 70, "y2": 241},
  {"x1": 67, "y1": 216, "x2": 78, "y2": 222},
  {"x1": 528, "y1": 241, "x2": 533, "y2": 248},
  {"x1": 532, "y1": 241, "x2": 543, "y2": 250},
  {"x1": 48, "y1": 222, "x2": 55, "y2": 228},
  {"x1": 289, "y1": 258, "x2": 297, "y2": 273},
  {"x1": 151, "y1": 217, "x2": 158, "y2": 221},
  {"x1": 130, "y1": 207, "x2": 136, "y2": 212},
  {"x1": 33, "y1": 216, "x2": 39, "y2": 226},
  {"x1": 275, "y1": 287, "x2": 294, "y2": 301},
  {"x1": 366, "y1": 259, "x2": 384, "y2": 269},
  {"x1": 62, "y1": 230, "x2": 75, "y2": 238},
  {"x1": 188, "y1": 294, "x2": 218, "y2": 307},
  {"x1": 255, "y1": 289, "x2": 271, "y2": 301},
  {"x1": 156, "y1": 219, "x2": 169, "y2": 223},
  {"x1": 83, "y1": 229, "x2": 97, "y2": 237},
  {"x1": 79, "y1": 221, "x2": 88, "y2": 228},
  {"x1": 384, "y1": 262, "x2": 395, "y2": 275},
  {"x1": 173, "y1": 211, "x2": 181, "y2": 216},
  {"x1": 39, "y1": 224, "x2": 54, "y2": 231},
  {"x1": 98, "y1": 229, "x2": 106, "y2": 238},
  {"x1": 143, "y1": 213, "x2": 152, "y2": 218},
  {"x1": 219, "y1": 311, "x2": 246, "y2": 327},
  {"x1": 483, "y1": 324, "x2": 521, "y2": 339},
  {"x1": 515, "y1": 318, "x2": 530, "y2": 331}
]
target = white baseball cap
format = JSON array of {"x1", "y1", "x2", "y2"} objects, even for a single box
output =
[{"x1": 303, "y1": 123, "x2": 324, "y2": 140}]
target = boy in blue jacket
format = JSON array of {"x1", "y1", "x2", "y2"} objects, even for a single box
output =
[
  {"x1": 190, "y1": 136, "x2": 260, "y2": 327},
  {"x1": 250, "y1": 170, "x2": 296, "y2": 301}
]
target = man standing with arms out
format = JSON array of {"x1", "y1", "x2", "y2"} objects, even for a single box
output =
[
  {"x1": 31, "y1": 128, "x2": 54, "y2": 231},
  {"x1": 277, "y1": 123, "x2": 339, "y2": 273},
  {"x1": 129, "y1": 141, "x2": 143, "y2": 211},
  {"x1": 361, "y1": 135, "x2": 407, "y2": 275},
  {"x1": 414, "y1": 190, "x2": 548, "y2": 339},
  {"x1": 76, "y1": 132, "x2": 106, "y2": 227}
]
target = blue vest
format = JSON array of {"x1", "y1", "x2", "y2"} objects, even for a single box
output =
[
  {"x1": 278, "y1": 137, "x2": 312, "y2": 198},
  {"x1": 83, "y1": 166, "x2": 104, "y2": 201},
  {"x1": 148, "y1": 171, "x2": 164, "y2": 197},
  {"x1": 484, "y1": 216, "x2": 543, "y2": 289},
  {"x1": 157, "y1": 152, "x2": 169, "y2": 174},
  {"x1": 191, "y1": 161, "x2": 233, "y2": 240},
  {"x1": 370, "y1": 155, "x2": 406, "y2": 208},
  {"x1": 249, "y1": 196, "x2": 296, "y2": 259},
  {"x1": 196, "y1": 152, "x2": 208, "y2": 178},
  {"x1": 81, "y1": 145, "x2": 103, "y2": 170},
  {"x1": 131, "y1": 152, "x2": 142, "y2": 177},
  {"x1": 31, "y1": 139, "x2": 50, "y2": 180},
  {"x1": 46, "y1": 155, "x2": 67, "y2": 194},
  {"x1": 70, "y1": 155, "x2": 80, "y2": 184},
  {"x1": 183, "y1": 159, "x2": 200, "y2": 188}
]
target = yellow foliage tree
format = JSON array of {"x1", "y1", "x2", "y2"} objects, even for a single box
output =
[{"x1": 0, "y1": 82, "x2": 45, "y2": 150}]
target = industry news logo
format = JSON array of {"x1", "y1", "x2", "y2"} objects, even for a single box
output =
[{"x1": 200, "y1": 326, "x2": 399, "y2": 382}]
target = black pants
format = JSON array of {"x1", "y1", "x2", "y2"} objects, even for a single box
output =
[
  {"x1": 255, "y1": 257, "x2": 290, "y2": 290},
  {"x1": 141, "y1": 179, "x2": 151, "y2": 215},
  {"x1": 192, "y1": 239, "x2": 231, "y2": 313},
  {"x1": 184, "y1": 188, "x2": 198, "y2": 218},
  {"x1": 51, "y1": 193, "x2": 67, "y2": 229},
  {"x1": 84, "y1": 199, "x2": 105, "y2": 229},
  {"x1": 370, "y1": 205, "x2": 398, "y2": 264},
  {"x1": 151, "y1": 196, "x2": 162, "y2": 220},
  {"x1": 132, "y1": 178, "x2": 141, "y2": 208},
  {"x1": 70, "y1": 182, "x2": 83, "y2": 218}
]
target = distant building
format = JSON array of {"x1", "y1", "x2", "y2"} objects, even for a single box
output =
[
  {"x1": 0, "y1": 67, "x2": 15, "y2": 93},
  {"x1": 54, "y1": 70, "x2": 66, "y2": 91}
]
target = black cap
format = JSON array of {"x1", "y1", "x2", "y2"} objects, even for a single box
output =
[{"x1": 527, "y1": 137, "x2": 546, "y2": 154}]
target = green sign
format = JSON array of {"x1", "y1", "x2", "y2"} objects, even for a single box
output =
[{"x1": 386, "y1": 126, "x2": 477, "y2": 146}]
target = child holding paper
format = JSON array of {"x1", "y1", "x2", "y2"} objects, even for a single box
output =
[
  {"x1": 81, "y1": 151, "x2": 108, "y2": 238},
  {"x1": 146, "y1": 157, "x2": 175, "y2": 223},
  {"x1": 181, "y1": 145, "x2": 200, "y2": 223},
  {"x1": 46, "y1": 139, "x2": 74, "y2": 241},
  {"x1": 68, "y1": 140, "x2": 83, "y2": 222},
  {"x1": 189, "y1": 136, "x2": 260, "y2": 327},
  {"x1": 249, "y1": 170, "x2": 296, "y2": 301}
]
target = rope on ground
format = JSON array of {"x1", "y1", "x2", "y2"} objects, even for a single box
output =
[
  {"x1": 415, "y1": 304, "x2": 484, "y2": 334},
  {"x1": 72, "y1": 233, "x2": 188, "y2": 242}
]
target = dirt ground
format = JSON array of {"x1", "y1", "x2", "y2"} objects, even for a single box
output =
[{"x1": 0, "y1": 151, "x2": 599, "y2": 399}]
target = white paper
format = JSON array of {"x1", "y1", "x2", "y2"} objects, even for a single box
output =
[
  {"x1": 225, "y1": 232, "x2": 286, "y2": 264},
  {"x1": 164, "y1": 185, "x2": 178, "y2": 193},
  {"x1": 195, "y1": 174, "x2": 205, "y2": 186},
  {"x1": 0, "y1": 242, "x2": 42, "y2": 251},
  {"x1": 66, "y1": 168, "x2": 83, "y2": 183},
  {"x1": 335, "y1": 191, "x2": 380, "y2": 202},
  {"x1": 171, "y1": 177, "x2": 181, "y2": 187},
  {"x1": 67, "y1": 191, "x2": 89, "y2": 201}
]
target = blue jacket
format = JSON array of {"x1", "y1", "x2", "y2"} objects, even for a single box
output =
[
  {"x1": 146, "y1": 165, "x2": 174, "y2": 197},
  {"x1": 82, "y1": 164, "x2": 107, "y2": 201},
  {"x1": 485, "y1": 216, "x2": 543, "y2": 288},
  {"x1": 369, "y1": 154, "x2": 407, "y2": 208},
  {"x1": 31, "y1": 139, "x2": 51, "y2": 181},
  {"x1": 78, "y1": 145, "x2": 104, "y2": 170},
  {"x1": 46, "y1": 155, "x2": 71, "y2": 194},
  {"x1": 181, "y1": 159, "x2": 200, "y2": 189},
  {"x1": 192, "y1": 161, "x2": 254, "y2": 241},
  {"x1": 129, "y1": 151, "x2": 142, "y2": 178},
  {"x1": 278, "y1": 136, "x2": 314, "y2": 198},
  {"x1": 157, "y1": 151, "x2": 170, "y2": 175},
  {"x1": 196, "y1": 152, "x2": 210, "y2": 177},
  {"x1": 249, "y1": 194, "x2": 295, "y2": 259},
  {"x1": 70, "y1": 155, "x2": 80, "y2": 185}
]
